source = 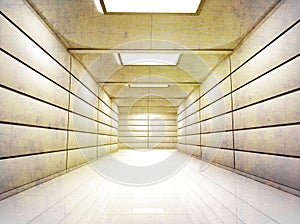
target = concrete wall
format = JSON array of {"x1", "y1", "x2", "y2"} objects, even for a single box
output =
[
  {"x1": 118, "y1": 98, "x2": 177, "y2": 149},
  {"x1": 177, "y1": 86, "x2": 201, "y2": 157},
  {"x1": 0, "y1": 0, "x2": 118, "y2": 200},
  {"x1": 178, "y1": 0, "x2": 300, "y2": 195}
]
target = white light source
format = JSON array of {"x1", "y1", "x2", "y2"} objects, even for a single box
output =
[
  {"x1": 128, "y1": 83, "x2": 169, "y2": 88},
  {"x1": 104, "y1": 0, "x2": 201, "y2": 13},
  {"x1": 94, "y1": 0, "x2": 104, "y2": 13},
  {"x1": 113, "y1": 53, "x2": 122, "y2": 64},
  {"x1": 130, "y1": 208, "x2": 165, "y2": 214},
  {"x1": 114, "y1": 53, "x2": 180, "y2": 65}
]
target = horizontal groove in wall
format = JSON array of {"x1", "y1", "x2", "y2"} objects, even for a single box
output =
[
  {"x1": 68, "y1": 144, "x2": 113, "y2": 150},
  {"x1": 181, "y1": 122, "x2": 300, "y2": 135},
  {"x1": 178, "y1": 133, "x2": 200, "y2": 136},
  {"x1": 0, "y1": 87, "x2": 116, "y2": 127},
  {"x1": 201, "y1": 145, "x2": 300, "y2": 159},
  {"x1": 0, "y1": 15, "x2": 119, "y2": 116},
  {"x1": 186, "y1": 88, "x2": 300, "y2": 125},
  {"x1": 178, "y1": 24, "x2": 299, "y2": 118},
  {"x1": 177, "y1": 109, "x2": 199, "y2": 123},
  {"x1": 119, "y1": 136, "x2": 178, "y2": 138},
  {"x1": 0, "y1": 84, "x2": 68, "y2": 114},
  {"x1": 72, "y1": 94, "x2": 118, "y2": 123},
  {"x1": 177, "y1": 99, "x2": 199, "y2": 116},
  {"x1": 177, "y1": 88, "x2": 200, "y2": 115},
  {"x1": 119, "y1": 119, "x2": 177, "y2": 121},
  {"x1": 178, "y1": 121, "x2": 200, "y2": 130},
  {"x1": 69, "y1": 145, "x2": 98, "y2": 150},
  {"x1": 0, "y1": 148, "x2": 68, "y2": 161},
  {"x1": 232, "y1": 87, "x2": 300, "y2": 113},
  {"x1": 177, "y1": 16, "x2": 300, "y2": 195},
  {"x1": 1, "y1": 11, "x2": 97, "y2": 105},
  {"x1": 119, "y1": 130, "x2": 177, "y2": 132},
  {"x1": 119, "y1": 125, "x2": 177, "y2": 127},
  {"x1": 178, "y1": 134, "x2": 200, "y2": 138},
  {"x1": 198, "y1": 19, "x2": 300, "y2": 99},
  {"x1": 1, "y1": 48, "x2": 69, "y2": 93},
  {"x1": 237, "y1": 170, "x2": 300, "y2": 192},
  {"x1": 118, "y1": 141, "x2": 178, "y2": 144},
  {"x1": 0, "y1": 10, "x2": 119, "y2": 199},
  {"x1": 0, "y1": 169, "x2": 67, "y2": 197},
  {"x1": 230, "y1": 19, "x2": 300, "y2": 76},
  {"x1": 0, "y1": 121, "x2": 118, "y2": 136},
  {"x1": 177, "y1": 143, "x2": 200, "y2": 147},
  {"x1": 71, "y1": 86, "x2": 118, "y2": 120},
  {"x1": 120, "y1": 113, "x2": 177, "y2": 115},
  {"x1": 199, "y1": 158, "x2": 300, "y2": 194},
  {"x1": 231, "y1": 54, "x2": 299, "y2": 95},
  {"x1": 119, "y1": 106, "x2": 177, "y2": 108},
  {"x1": 1, "y1": 51, "x2": 118, "y2": 123},
  {"x1": 233, "y1": 122, "x2": 300, "y2": 132}
]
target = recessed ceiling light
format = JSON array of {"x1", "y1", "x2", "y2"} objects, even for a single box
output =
[
  {"x1": 128, "y1": 83, "x2": 169, "y2": 88},
  {"x1": 130, "y1": 208, "x2": 165, "y2": 214},
  {"x1": 102, "y1": 0, "x2": 201, "y2": 13},
  {"x1": 114, "y1": 53, "x2": 180, "y2": 65}
]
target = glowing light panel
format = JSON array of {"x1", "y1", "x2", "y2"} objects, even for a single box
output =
[
  {"x1": 104, "y1": 0, "x2": 201, "y2": 13},
  {"x1": 115, "y1": 53, "x2": 180, "y2": 65}
]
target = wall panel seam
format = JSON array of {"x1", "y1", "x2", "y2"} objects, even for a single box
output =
[{"x1": 1, "y1": 12, "x2": 119, "y2": 116}]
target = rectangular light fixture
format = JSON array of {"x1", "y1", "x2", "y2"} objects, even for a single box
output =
[
  {"x1": 128, "y1": 83, "x2": 169, "y2": 88},
  {"x1": 130, "y1": 208, "x2": 165, "y2": 214},
  {"x1": 114, "y1": 53, "x2": 180, "y2": 65},
  {"x1": 104, "y1": 0, "x2": 201, "y2": 13}
]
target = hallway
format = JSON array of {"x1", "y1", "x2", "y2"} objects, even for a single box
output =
[
  {"x1": 1, "y1": 0, "x2": 299, "y2": 223},
  {"x1": 1, "y1": 150, "x2": 299, "y2": 224}
]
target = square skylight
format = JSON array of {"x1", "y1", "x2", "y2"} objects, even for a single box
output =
[
  {"x1": 95, "y1": 0, "x2": 202, "y2": 14},
  {"x1": 114, "y1": 53, "x2": 180, "y2": 65}
]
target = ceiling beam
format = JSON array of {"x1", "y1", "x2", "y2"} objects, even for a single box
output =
[
  {"x1": 112, "y1": 97, "x2": 186, "y2": 99},
  {"x1": 98, "y1": 82, "x2": 201, "y2": 85},
  {"x1": 68, "y1": 48, "x2": 233, "y2": 55}
]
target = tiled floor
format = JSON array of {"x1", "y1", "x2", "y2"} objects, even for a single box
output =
[{"x1": 0, "y1": 150, "x2": 299, "y2": 224}]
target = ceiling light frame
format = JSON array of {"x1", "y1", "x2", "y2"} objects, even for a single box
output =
[
  {"x1": 94, "y1": 0, "x2": 206, "y2": 15},
  {"x1": 127, "y1": 83, "x2": 169, "y2": 88},
  {"x1": 114, "y1": 52, "x2": 180, "y2": 66}
]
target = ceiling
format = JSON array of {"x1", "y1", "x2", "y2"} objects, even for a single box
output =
[{"x1": 26, "y1": 0, "x2": 279, "y2": 108}]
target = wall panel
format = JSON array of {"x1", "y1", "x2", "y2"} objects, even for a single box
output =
[
  {"x1": 0, "y1": 152, "x2": 66, "y2": 195},
  {"x1": 118, "y1": 98, "x2": 177, "y2": 149},
  {"x1": 234, "y1": 125, "x2": 300, "y2": 156},
  {"x1": 235, "y1": 152, "x2": 300, "y2": 191},
  {"x1": 0, "y1": 87, "x2": 68, "y2": 129},
  {"x1": 0, "y1": 0, "x2": 119, "y2": 200},
  {"x1": 0, "y1": 51, "x2": 69, "y2": 109},
  {"x1": 177, "y1": 0, "x2": 300, "y2": 195},
  {"x1": 202, "y1": 147, "x2": 234, "y2": 168},
  {"x1": 0, "y1": 124, "x2": 67, "y2": 158},
  {"x1": 177, "y1": 87, "x2": 201, "y2": 157},
  {"x1": 0, "y1": 16, "x2": 69, "y2": 89}
]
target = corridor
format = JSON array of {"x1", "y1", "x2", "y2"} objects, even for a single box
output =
[{"x1": 0, "y1": 0, "x2": 299, "y2": 223}]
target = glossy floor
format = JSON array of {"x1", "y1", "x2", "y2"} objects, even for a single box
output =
[{"x1": 0, "y1": 150, "x2": 299, "y2": 224}]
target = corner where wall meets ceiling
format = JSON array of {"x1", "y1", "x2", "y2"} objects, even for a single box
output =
[{"x1": 26, "y1": 0, "x2": 281, "y2": 107}]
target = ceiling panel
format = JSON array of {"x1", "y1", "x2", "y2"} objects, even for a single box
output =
[
  {"x1": 26, "y1": 0, "x2": 280, "y2": 105},
  {"x1": 104, "y1": 84, "x2": 196, "y2": 98}
]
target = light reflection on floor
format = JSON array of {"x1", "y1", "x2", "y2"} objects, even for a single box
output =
[{"x1": 0, "y1": 150, "x2": 299, "y2": 224}]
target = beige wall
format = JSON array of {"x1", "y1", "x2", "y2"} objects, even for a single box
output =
[
  {"x1": 118, "y1": 99, "x2": 177, "y2": 149},
  {"x1": 177, "y1": 0, "x2": 300, "y2": 195},
  {"x1": 0, "y1": 0, "x2": 118, "y2": 200},
  {"x1": 177, "y1": 86, "x2": 201, "y2": 157}
]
